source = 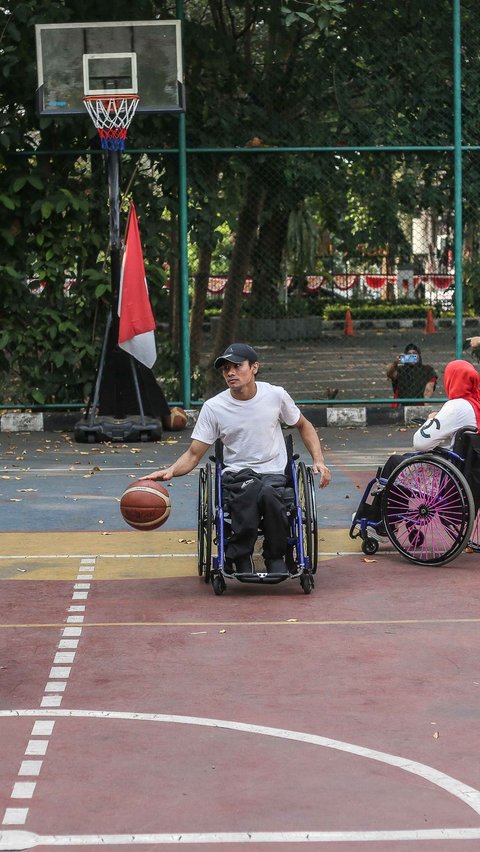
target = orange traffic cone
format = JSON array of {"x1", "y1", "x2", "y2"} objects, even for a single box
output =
[
  {"x1": 344, "y1": 309, "x2": 354, "y2": 336},
  {"x1": 425, "y1": 308, "x2": 436, "y2": 334}
]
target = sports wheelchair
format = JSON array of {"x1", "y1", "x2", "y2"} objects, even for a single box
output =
[
  {"x1": 350, "y1": 425, "x2": 480, "y2": 566},
  {"x1": 197, "y1": 435, "x2": 318, "y2": 595}
]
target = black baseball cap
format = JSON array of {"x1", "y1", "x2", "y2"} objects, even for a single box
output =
[{"x1": 214, "y1": 343, "x2": 259, "y2": 369}]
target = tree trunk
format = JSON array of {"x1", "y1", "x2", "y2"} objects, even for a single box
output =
[
  {"x1": 168, "y1": 216, "x2": 180, "y2": 350},
  {"x1": 251, "y1": 206, "x2": 289, "y2": 313},
  {"x1": 190, "y1": 243, "x2": 213, "y2": 367},
  {"x1": 208, "y1": 175, "x2": 266, "y2": 394}
]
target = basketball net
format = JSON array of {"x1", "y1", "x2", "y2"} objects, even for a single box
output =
[{"x1": 83, "y1": 95, "x2": 139, "y2": 151}]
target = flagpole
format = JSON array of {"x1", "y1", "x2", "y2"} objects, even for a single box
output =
[
  {"x1": 106, "y1": 150, "x2": 146, "y2": 419},
  {"x1": 107, "y1": 149, "x2": 121, "y2": 306},
  {"x1": 85, "y1": 309, "x2": 112, "y2": 429}
]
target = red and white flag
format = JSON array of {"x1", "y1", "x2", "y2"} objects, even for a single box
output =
[{"x1": 118, "y1": 201, "x2": 157, "y2": 368}]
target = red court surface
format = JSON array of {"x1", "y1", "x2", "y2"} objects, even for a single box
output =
[{"x1": 1, "y1": 427, "x2": 480, "y2": 850}]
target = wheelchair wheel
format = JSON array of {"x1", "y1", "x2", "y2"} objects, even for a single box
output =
[
  {"x1": 382, "y1": 454, "x2": 474, "y2": 566},
  {"x1": 466, "y1": 509, "x2": 480, "y2": 552},
  {"x1": 300, "y1": 573, "x2": 314, "y2": 594},
  {"x1": 212, "y1": 574, "x2": 226, "y2": 596},
  {"x1": 297, "y1": 462, "x2": 317, "y2": 573},
  {"x1": 308, "y1": 466, "x2": 319, "y2": 572},
  {"x1": 362, "y1": 538, "x2": 379, "y2": 555},
  {"x1": 197, "y1": 463, "x2": 214, "y2": 583}
]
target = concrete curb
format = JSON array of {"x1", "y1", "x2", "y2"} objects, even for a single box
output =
[
  {"x1": 0, "y1": 411, "x2": 199, "y2": 434},
  {"x1": 0, "y1": 405, "x2": 434, "y2": 434}
]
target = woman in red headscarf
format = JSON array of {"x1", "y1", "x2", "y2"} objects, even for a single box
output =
[
  {"x1": 413, "y1": 359, "x2": 480, "y2": 451},
  {"x1": 352, "y1": 360, "x2": 480, "y2": 539}
]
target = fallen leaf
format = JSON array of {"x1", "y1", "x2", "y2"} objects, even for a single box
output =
[{"x1": 363, "y1": 558, "x2": 377, "y2": 563}]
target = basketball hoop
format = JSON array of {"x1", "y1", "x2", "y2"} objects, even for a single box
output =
[{"x1": 83, "y1": 95, "x2": 139, "y2": 151}]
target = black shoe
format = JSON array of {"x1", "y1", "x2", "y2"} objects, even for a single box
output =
[
  {"x1": 225, "y1": 556, "x2": 253, "y2": 574},
  {"x1": 235, "y1": 556, "x2": 253, "y2": 574},
  {"x1": 265, "y1": 557, "x2": 288, "y2": 575}
]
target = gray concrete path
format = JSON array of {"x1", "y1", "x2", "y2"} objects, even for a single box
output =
[{"x1": 250, "y1": 328, "x2": 471, "y2": 401}]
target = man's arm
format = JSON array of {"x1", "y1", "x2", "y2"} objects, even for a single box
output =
[
  {"x1": 423, "y1": 379, "x2": 436, "y2": 399},
  {"x1": 295, "y1": 414, "x2": 331, "y2": 488},
  {"x1": 386, "y1": 360, "x2": 399, "y2": 380},
  {"x1": 145, "y1": 439, "x2": 210, "y2": 481}
]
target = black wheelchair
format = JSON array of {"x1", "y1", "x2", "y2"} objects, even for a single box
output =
[
  {"x1": 350, "y1": 425, "x2": 480, "y2": 566},
  {"x1": 197, "y1": 436, "x2": 318, "y2": 595}
]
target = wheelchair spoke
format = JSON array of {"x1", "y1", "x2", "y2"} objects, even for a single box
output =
[{"x1": 383, "y1": 455, "x2": 474, "y2": 565}]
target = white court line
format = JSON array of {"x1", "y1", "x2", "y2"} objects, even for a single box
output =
[
  {"x1": 1, "y1": 709, "x2": 480, "y2": 815},
  {"x1": 0, "y1": 551, "x2": 394, "y2": 560},
  {"x1": 2, "y1": 828, "x2": 480, "y2": 848}
]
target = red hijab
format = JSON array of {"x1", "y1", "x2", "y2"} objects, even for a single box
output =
[{"x1": 443, "y1": 359, "x2": 480, "y2": 428}]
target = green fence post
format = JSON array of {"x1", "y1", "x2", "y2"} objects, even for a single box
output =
[
  {"x1": 177, "y1": 0, "x2": 191, "y2": 409},
  {"x1": 453, "y1": 0, "x2": 463, "y2": 358}
]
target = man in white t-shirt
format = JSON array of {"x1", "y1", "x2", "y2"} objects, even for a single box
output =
[{"x1": 146, "y1": 343, "x2": 331, "y2": 575}]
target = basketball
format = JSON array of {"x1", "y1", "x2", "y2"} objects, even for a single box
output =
[
  {"x1": 162, "y1": 406, "x2": 188, "y2": 431},
  {"x1": 120, "y1": 479, "x2": 171, "y2": 531}
]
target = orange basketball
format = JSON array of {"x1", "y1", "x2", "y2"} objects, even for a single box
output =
[
  {"x1": 162, "y1": 406, "x2": 188, "y2": 431},
  {"x1": 120, "y1": 479, "x2": 171, "y2": 530}
]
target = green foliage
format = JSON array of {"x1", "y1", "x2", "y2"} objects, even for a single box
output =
[
  {"x1": 155, "y1": 341, "x2": 206, "y2": 400},
  {"x1": 463, "y1": 256, "x2": 480, "y2": 315},
  {"x1": 1, "y1": 0, "x2": 479, "y2": 406},
  {"x1": 322, "y1": 302, "x2": 463, "y2": 320},
  {"x1": 0, "y1": 1, "x2": 181, "y2": 406}
]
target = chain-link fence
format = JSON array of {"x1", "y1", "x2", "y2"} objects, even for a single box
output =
[
  {"x1": 184, "y1": 0, "x2": 479, "y2": 407},
  {"x1": 187, "y1": 148, "x2": 461, "y2": 404},
  {"x1": 2, "y1": 1, "x2": 480, "y2": 411}
]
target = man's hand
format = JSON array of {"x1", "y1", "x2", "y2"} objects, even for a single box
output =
[
  {"x1": 143, "y1": 466, "x2": 174, "y2": 481},
  {"x1": 313, "y1": 461, "x2": 331, "y2": 488},
  {"x1": 466, "y1": 336, "x2": 480, "y2": 350}
]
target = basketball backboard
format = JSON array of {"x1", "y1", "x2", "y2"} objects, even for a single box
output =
[{"x1": 35, "y1": 20, "x2": 184, "y2": 116}]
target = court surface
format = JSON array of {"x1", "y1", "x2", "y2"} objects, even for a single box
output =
[{"x1": 1, "y1": 425, "x2": 480, "y2": 851}]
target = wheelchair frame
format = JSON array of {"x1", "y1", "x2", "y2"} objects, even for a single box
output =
[
  {"x1": 197, "y1": 435, "x2": 318, "y2": 595},
  {"x1": 350, "y1": 427, "x2": 480, "y2": 567}
]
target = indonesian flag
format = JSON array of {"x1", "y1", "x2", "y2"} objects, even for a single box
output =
[{"x1": 118, "y1": 201, "x2": 157, "y2": 368}]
